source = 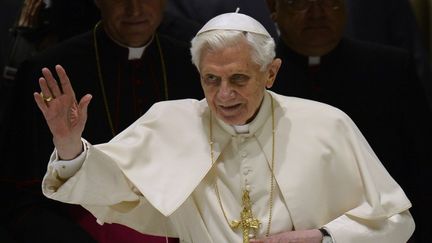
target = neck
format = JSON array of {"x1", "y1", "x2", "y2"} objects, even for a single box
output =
[{"x1": 244, "y1": 95, "x2": 265, "y2": 124}]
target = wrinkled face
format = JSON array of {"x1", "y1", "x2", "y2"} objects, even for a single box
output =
[
  {"x1": 96, "y1": 0, "x2": 165, "y2": 47},
  {"x1": 270, "y1": 0, "x2": 346, "y2": 56},
  {"x1": 199, "y1": 39, "x2": 280, "y2": 125}
]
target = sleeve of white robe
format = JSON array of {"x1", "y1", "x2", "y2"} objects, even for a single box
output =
[
  {"x1": 321, "y1": 112, "x2": 415, "y2": 243},
  {"x1": 42, "y1": 140, "x2": 178, "y2": 237},
  {"x1": 42, "y1": 139, "x2": 140, "y2": 205},
  {"x1": 325, "y1": 211, "x2": 414, "y2": 243},
  {"x1": 41, "y1": 100, "x2": 207, "y2": 237}
]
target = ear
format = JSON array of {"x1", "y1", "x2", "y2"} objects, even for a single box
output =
[
  {"x1": 265, "y1": 58, "x2": 282, "y2": 88},
  {"x1": 266, "y1": 0, "x2": 277, "y2": 21}
]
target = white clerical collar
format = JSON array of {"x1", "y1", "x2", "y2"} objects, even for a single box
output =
[
  {"x1": 308, "y1": 56, "x2": 321, "y2": 66},
  {"x1": 128, "y1": 46, "x2": 146, "y2": 60},
  {"x1": 128, "y1": 35, "x2": 153, "y2": 60},
  {"x1": 233, "y1": 124, "x2": 250, "y2": 134}
]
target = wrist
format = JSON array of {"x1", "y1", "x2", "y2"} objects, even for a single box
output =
[{"x1": 54, "y1": 137, "x2": 84, "y2": 160}]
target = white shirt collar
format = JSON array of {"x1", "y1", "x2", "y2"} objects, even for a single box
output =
[
  {"x1": 232, "y1": 124, "x2": 250, "y2": 134},
  {"x1": 308, "y1": 56, "x2": 321, "y2": 66},
  {"x1": 127, "y1": 35, "x2": 154, "y2": 60},
  {"x1": 128, "y1": 46, "x2": 146, "y2": 60}
]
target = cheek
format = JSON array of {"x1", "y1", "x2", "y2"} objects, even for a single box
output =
[
  {"x1": 247, "y1": 86, "x2": 265, "y2": 108},
  {"x1": 279, "y1": 19, "x2": 302, "y2": 37},
  {"x1": 203, "y1": 86, "x2": 216, "y2": 101},
  {"x1": 104, "y1": 10, "x2": 122, "y2": 25},
  {"x1": 333, "y1": 15, "x2": 346, "y2": 32}
]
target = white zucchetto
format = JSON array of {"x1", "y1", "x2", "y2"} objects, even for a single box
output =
[{"x1": 196, "y1": 12, "x2": 271, "y2": 38}]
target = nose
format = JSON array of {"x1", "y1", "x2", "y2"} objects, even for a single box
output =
[
  {"x1": 217, "y1": 82, "x2": 235, "y2": 101},
  {"x1": 126, "y1": 0, "x2": 143, "y2": 17},
  {"x1": 307, "y1": 0, "x2": 325, "y2": 18}
]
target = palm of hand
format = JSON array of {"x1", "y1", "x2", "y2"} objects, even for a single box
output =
[{"x1": 33, "y1": 65, "x2": 92, "y2": 159}]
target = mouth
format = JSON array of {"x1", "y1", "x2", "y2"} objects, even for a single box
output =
[
  {"x1": 304, "y1": 25, "x2": 329, "y2": 30},
  {"x1": 217, "y1": 103, "x2": 242, "y2": 115},
  {"x1": 122, "y1": 19, "x2": 149, "y2": 26}
]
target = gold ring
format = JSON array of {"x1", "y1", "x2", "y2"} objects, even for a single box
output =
[{"x1": 40, "y1": 92, "x2": 53, "y2": 102}]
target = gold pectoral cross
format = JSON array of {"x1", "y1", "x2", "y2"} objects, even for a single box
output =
[{"x1": 229, "y1": 189, "x2": 261, "y2": 243}]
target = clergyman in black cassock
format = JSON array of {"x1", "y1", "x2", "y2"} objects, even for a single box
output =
[
  {"x1": 1, "y1": 23, "x2": 202, "y2": 242},
  {"x1": 271, "y1": 37, "x2": 432, "y2": 243}
]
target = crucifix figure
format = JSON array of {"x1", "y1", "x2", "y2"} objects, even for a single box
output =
[{"x1": 229, "y1": 189, "x2": 261, "y2": 243}]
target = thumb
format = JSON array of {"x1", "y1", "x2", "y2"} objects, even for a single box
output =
[{"x1": 78, "y1": 94, "x2": 92, "y2": 125}]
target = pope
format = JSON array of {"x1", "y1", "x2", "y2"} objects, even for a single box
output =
[{"x1": 34, "y1": 12, "x2": 414, "y2": 243}]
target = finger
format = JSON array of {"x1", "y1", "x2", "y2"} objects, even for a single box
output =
[
  {"x1": 45, "y1": 66, "x2": 62, "y2": 98},
  {"x1": 34, "y1": 91, "x2": 48, "y2": 115},
  {"x1": 78, "y1": 94, "x2": 92, "y2": 126},
  {"x1": 41, "y1": 67, "x2": 59, "y2": 98},
  {"x1": 28, "y1": 3, "x2": 39, "y2": 27},
  {"x1": 38, "y1": 76, "x2": 54, "y2": 102},
  {"x1": 30, "y1": 0, "x2": 43, "y2": 19},
  {"x1": 55, "y1": 65, "x2": 75, "y2": 98},
  {"x1": 31, "y1": 0, "x2": 42, "y2": 16},
  {"x1": 27, "y1": 0, "x2": 37, "y2": 24},
  {"x1": 19, "y1": 0, "x2": 31, "y2": 27}
]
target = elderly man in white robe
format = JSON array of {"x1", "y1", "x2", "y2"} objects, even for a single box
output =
[{"x1": 34, "y1": 11, "x2": 414, "y2": 243}]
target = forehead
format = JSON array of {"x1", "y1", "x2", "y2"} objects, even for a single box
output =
[{"x1": 200, "y1": 41, "x2": 257, "y2": 72}]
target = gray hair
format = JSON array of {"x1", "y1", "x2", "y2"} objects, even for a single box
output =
[{"x1": 190, "y1": 30, "x2": 276, "y2": 72}]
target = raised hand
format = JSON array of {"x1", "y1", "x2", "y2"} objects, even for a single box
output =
[{"x1": 34, "y1": 65, "x2": 92, "y2": 160}]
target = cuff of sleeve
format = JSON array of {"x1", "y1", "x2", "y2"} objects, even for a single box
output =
[{"x1": 52, "y1": 139, "x2": 89, "y2": 179}]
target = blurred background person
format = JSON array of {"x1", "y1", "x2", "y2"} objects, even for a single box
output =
[
  {"x1": 165, "y1": 0, "x2": 278, "y2": 39},
  {"x1": 0, "y1": 0, "x2": 202, "y2": 242},
  {"x1": 0, "y1": 0, "x2": 100, "y2": 130},
  {"x1": 266, "y1": 0, "x2": 432, "y2": 242},
  {"x1": 1, "y1": 0, "x2": 99, "y2": 83}
]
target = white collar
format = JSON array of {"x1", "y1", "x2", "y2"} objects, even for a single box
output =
[
  {"x1": 128, "y1": 46, "x2": 146, "y2": 60},
  {"x1": 127, "y1": 35, "x2": 154, "y2": 60},
  {"x1": 232, "y1": 124, "x2": 250, "y2": 134},
  {"x1": 308, "y1": 56, "x2": 321, "y2": 66}
]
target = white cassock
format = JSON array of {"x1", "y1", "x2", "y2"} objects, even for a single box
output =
[{"x1": 42, "y1": 91, "x2": 414, "y2": 243}]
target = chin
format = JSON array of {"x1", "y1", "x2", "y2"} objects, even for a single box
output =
[
  {"x1": 221, "y1": 115, "x2": 248, "y2": 126},
  {"x1": 123, "y1": 37, "x2": 149, "y2": 47},
  {"x1": 217, "y1": 115, "x2": 241, "y2": 125}
]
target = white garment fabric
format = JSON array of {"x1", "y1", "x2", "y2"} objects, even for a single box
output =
[
  {"x1": 127, "y1": 46, "x2": 146, "y2": 60},
  {"x1": 42, "y1": 91, "x2": 414, "y2": 242}
]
